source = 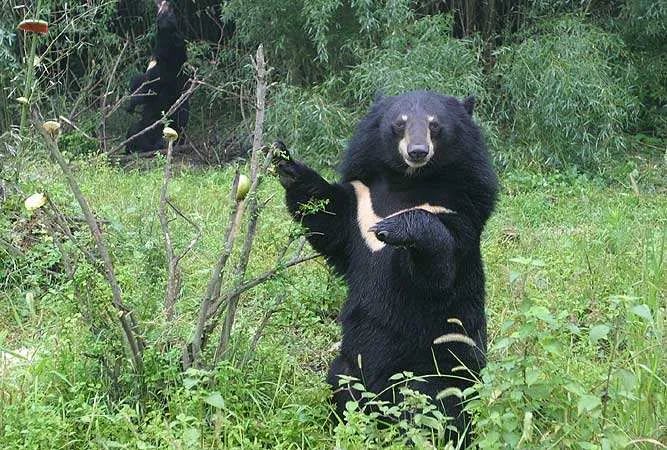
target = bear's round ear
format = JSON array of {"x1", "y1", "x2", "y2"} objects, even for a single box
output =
[{"x1": 463, "y1": 95, "x2": 475, "y2": 116}]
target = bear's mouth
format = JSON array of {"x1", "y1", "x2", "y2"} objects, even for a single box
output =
[{"x1": 404, "y1": 154, "x2": 432, "y2": 168}]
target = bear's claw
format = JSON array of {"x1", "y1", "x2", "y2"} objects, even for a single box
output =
[{"x1": 271, "y1": 140, "x2": 292, "y2": 162}]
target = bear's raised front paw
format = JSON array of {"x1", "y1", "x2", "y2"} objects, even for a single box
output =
[
  {"x1": 271, "y1": 141, "x2": 300, "y2": 188},
  {"x1": 277, "y1": 159, "x2": 310, "y2": 189},
  {"x1": 271, "y1": 140, "x2": 292, "y2": 163}
]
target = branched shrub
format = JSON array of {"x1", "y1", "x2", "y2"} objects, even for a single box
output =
[{"x1": 495, "y1": 17, "x2": 638, "y2": 168}]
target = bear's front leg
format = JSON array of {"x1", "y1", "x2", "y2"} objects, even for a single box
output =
[
  {"x1": 371, "y1": 209, "x2": 457, "y2": 289},
  {"x1": 274, "y1": 142, "x2": 352, "y2": 274},
  {"x1": 370, "y1": 209, "x2": 451, "y2": 249}
]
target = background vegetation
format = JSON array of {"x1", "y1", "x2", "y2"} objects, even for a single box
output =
[{"x1": 1, "y1": 0, "x2": 665, "y2": 448}]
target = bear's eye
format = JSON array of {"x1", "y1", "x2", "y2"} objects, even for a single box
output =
[
  {"x1": 392, "y1": 121, "x2": 406, "y2": 135},
  {"x1": 428, "y1": 121, "x2": 441, "y2": 134}
]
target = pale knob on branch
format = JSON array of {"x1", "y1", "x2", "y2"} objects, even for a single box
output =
[
  {"x1": 25, "y1": 193, "x2": 47, "y2": 211},
  {"x1": 42, "y1": 120, "x2": 61, "y2": 138},
  {"x1": 163, "y1": 126, "x2": 178, "y2": 142},
  {"x1": 236, "y1": 174, "x2": 251, "y2": 201}
]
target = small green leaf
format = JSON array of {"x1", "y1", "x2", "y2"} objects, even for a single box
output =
[
  {"x1": 525, "y1": 367, "x2": 540, "y2": 386},
  {"x1": 345, "y1": 400, "x2": 359, "y2": 412},
  {"x1": 577, "y1": 394, "x2": 601, "y2": 415},
  {"x1": 183, "y1": 377, "x2": 198, "y2": 389},
  {"x1": 589, "y1": 324, "x2": 610, "y2": 344},
  {"x1": 630, "y1": 304, "x2": 652, "y2": 321},
  {"x1": 203, "y1": 391, "x2": 225, "y2": 409},
  {"x1": 615, "y1": 368, "x2": 638, "y2": 392}
]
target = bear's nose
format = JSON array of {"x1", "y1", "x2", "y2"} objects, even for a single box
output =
[{"x1": 407, "y1": 144, "x2": 429, "y2": 161}]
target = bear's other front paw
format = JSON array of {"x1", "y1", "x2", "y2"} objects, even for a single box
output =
[
  {"x1": 370, "y1": 214, "x2": 413, "y2": 247},
  {"x1": 370, "y1": 209, "x2": 435, "y2": 248}
]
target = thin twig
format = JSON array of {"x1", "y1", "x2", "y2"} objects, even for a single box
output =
[
  {"x1": 100, "y1": 41, "x2": 128, "y2": 152},
  {"x1": 159, "y1": 139, "x2": 179, "y2": 321},
  {"x1": 108, "y1": 78, "x2": 198, "y2": 155},
  {"x1": 222, "y1": 253, "x2": 319, "y2": 305},
  {"x1": 186, "y1": 168, "x2": 242, "y2": 368},
  {"x1": 32, "y1": 114, "x2": 144, "y2": 373},
  {"x1": 240, "y1": 293, "x2": 287, "y2": 367},
  {"x1": 0, "y1": 236, "x2": 23, "y2": 257},
  {"x1": 167, "y1": 199, "x2": 202, "y2": 264},
  {"x1": 58, "y1": 116, "x2": 95, "y2": 141}
]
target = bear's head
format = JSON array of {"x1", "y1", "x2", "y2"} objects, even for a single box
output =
[
  {"x1": 341, "y1": 91, "x2": 486, "y2": 182},
  {"x1": 156, "y1": 0, "x2": 178, "y2": 32}
]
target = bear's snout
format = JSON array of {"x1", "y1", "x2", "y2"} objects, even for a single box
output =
[{"x1": 407, "y1": 143, "x2": 429, "y2": 162}]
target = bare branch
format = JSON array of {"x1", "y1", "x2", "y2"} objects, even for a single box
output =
[
  {"x1": 214, "y1": 45, "x2": 271, "y2": 363},
  {"x1": 100, "y1": 41, "x2": 128, "y2": 152},
  {"x1": 240, "y1": 293, "x2": 287, "y2": 367},
  {"x1": 159, "y1": 139, "x2": 180, "y2": 321},
  {"x1": 222, "y1": 253, "x2": 320, "y2": 304},
  {"x1": 249, "y1": 45, "x2": 267, "y2": 181},
  {"x1": 58, "y1": 116, "x2": 96, "y2": 141},
  {"x1": 108, "y1": 78, "x2": 198, "y2": 155},
  {"x1": 167, "y1": 200, "x2": 202, "y2": 264},
  {"x1": 186, "y1": 168, "x2": 243, "y2": 368},
  {"x1": 32, "y1": 114, "x2": 144, "y2": 373},
  {"x1": 0, "y1": 236, "x2": 23, "y2": 257}
]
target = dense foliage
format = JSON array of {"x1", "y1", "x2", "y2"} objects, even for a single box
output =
[{"x1": 1, "y1": 0, "x2": 665, "y2": 448}]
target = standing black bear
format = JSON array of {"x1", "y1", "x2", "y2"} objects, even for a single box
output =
[
  {"x1": 125, "y1": 0, "x2": 188, "y2": 153},
  {"x1": 276, "y1": 91, "x2": 498, "y2": 445}
]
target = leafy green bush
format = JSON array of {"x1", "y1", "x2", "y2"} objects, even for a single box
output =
[
  {"x1": 222, "y1": 0, "x2": 413, "y2": 83},
  {"x1": 495, "y1": 17, "x2": 638, "y2": 168},
  {"x1": 617, "y1": 1, "x2": 667, "y2": 137},
  {"x1": 345, "y1": 15, "x2": 486, "y2": 107},
  {"x1": 342, "y1": 14, "x2": 502, "y2": 164},
  {"x1": 267, "y1": 84, "x2": 355, "y2": 167}
]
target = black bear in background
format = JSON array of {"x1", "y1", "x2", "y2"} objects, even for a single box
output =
[
  {"x1": 275, "y1": 91, "x2": 498, "y2": 446},
  {"x1": 125, "y1": 0, "x2": 188, "y2": 153}
]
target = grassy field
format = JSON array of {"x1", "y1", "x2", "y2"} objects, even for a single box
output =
[{"x1": 1, "y1": 157, "x2": 665, "y2": 449}]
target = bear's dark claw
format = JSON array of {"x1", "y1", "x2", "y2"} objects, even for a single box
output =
[
  {"x1": 272, "y1": 140, "x2": 292, "y2": 162},
  {"x1": 375, "y1": 230, "x2": 389, "y2": 242}
]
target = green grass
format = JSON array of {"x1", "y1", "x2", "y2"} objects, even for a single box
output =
[{"x1": 1, "y1": 158, "x2": 665, "y2": 449}]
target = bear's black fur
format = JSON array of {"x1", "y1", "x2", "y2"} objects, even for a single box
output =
[
  {"x1": 125, "y1": 0, "x2": 189, "y2": 153},
  {"x1": 276, "y1": 91, "x2": 498, "y2": 445}
]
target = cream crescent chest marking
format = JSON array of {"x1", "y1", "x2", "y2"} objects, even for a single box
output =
[{"x1": 350, "y1": 180, "x2": 455, "y2": 252}]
